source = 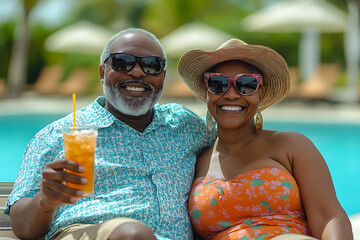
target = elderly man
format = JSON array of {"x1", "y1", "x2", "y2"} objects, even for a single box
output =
[{"x1": 5, "y1": 28, "x2": 216, "y2": 240}]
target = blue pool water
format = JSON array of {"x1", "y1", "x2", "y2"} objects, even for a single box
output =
[
  {"x1": 0, "y1": 113, "x2": 66, "y2": 180},
  {"x1": 0, "y1": 114, "x2": 359, "y2": 216}
]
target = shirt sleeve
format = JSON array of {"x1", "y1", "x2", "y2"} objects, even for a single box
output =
[
  {"x1": 194, "y1": 114, "x2": 217, "y2": 155},
  {"x1": 173, "y1": 104, "x2": 217, "y2": 155},
  {"x1": 4, "y1": 123, "x2": 64, "y2": 214}
]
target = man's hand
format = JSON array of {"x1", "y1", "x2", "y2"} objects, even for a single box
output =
[
  {"x1": 9, "y1": 157, "x2": 88, "y2": 239},
  {"x1": 39, "y1": 158, "x2": 88, "y2": 212}
]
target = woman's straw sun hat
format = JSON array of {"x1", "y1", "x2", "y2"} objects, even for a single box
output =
[{"x1": 178, "y1": 38, "x2": 290, "y2": 110}]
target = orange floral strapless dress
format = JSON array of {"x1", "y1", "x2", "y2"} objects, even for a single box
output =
[{"x1": 188, "y1": 168, "x2": 311, "y2": 240}]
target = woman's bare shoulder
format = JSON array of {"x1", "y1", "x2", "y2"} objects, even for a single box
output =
[
  {"x1": 262, "y1": 130, "x2": 315, "y2": 159},
  {"x1": 264, "y1": 129, "x2": 309, "y2": 144}
]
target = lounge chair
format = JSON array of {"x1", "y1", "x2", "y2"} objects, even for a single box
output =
[
  {"x1": 0, "y1": 182, "x2": 17, "y2": 239},
  {"x1": 30, "y1": 65, "x2": 63, "y2": 95},
  {"x1": 295, "y1": 64, "x2": 340, "y2": 100}
]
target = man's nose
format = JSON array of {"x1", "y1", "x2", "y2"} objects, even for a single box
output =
[{"x1": 127, "y1": 62, "x2": 146, "y2": 78}]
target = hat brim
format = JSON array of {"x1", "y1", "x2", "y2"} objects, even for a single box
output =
[{"x1": 178, "y1": 44, "x2": 290, "y2": 110}]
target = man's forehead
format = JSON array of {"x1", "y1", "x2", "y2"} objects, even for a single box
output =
[{"x1": 109, "y1": 33, "x2": 163, "y2": 57}]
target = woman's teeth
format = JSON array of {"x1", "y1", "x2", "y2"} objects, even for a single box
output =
[
  {"x1": 221, "y1": 105, "x2": 243, "y2": 111},
  {"x1": 125, "y1": 86, "x2": 146, "y2": 92}
]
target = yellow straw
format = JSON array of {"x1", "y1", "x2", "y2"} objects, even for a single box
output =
[{"x1": 72, "y1": 93, "x2": 76, "y2": 127}]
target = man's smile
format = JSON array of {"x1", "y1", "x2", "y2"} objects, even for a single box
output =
[
  {"x1": 115, "y1": 80, "x2": 154, "y2": 97},
  {"x1": 125, "y1": 86, "x2": 146, "y2": 92}
]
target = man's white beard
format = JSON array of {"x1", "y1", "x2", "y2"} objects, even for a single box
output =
[{"x1": 102, "y1": 79, "x2": 163, "y2": 116}]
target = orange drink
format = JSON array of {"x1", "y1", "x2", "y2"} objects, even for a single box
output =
[{"x1": 62, "y1": 126, "x2": 98, "y2": 196}]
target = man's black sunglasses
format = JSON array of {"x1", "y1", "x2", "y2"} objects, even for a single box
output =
[{"x1": 104, "y1": 53, "x2": 166, "y2": 75}]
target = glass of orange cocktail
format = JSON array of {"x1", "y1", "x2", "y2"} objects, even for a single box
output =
[{"x1": 62, "y1": 125, "x2": 98, "y2": 196}]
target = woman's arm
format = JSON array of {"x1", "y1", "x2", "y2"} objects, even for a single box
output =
[{"x1": 286, "y1": 131, "x2": 353, "y2": 240}]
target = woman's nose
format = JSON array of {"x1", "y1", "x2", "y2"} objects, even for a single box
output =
[{"x1": 224, "y1": 83, "x2": 241, "y2": 99}]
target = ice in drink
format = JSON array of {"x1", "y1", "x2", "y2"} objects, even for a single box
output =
[{"x1": 62, "y1": 126, "x2": 97, "y2": 196}]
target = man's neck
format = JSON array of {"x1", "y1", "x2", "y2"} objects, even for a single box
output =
[{"x1": 105, "y1": 102, "x2": 153, "y2": 133}]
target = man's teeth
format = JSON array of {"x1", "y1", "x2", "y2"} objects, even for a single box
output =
[
  {"x1": 221, "y1": 105, "x2": 243, "y2": 111},
  {"x1": 125, "y1": 86, "x2": 146, "y2": 92}
]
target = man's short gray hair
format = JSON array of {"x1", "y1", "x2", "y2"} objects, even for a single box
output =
[{"x1": 100, "y1": 28, "x2": 167, "y2": 67}]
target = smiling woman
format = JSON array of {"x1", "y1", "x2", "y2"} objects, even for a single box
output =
[{"x1": 178, "y1": 38, "x2": 353, "y2": 239}]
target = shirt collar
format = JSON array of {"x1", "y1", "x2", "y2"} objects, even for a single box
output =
[
  {"x1": 143, "y1": 103, "x2": 167, "y2": 132},
  {"x1": 83, "y1": 96, "x2": 117, "y2": 128},
  {"x1": 85, "y1": 96, "x2": 167, "y2": 131}
]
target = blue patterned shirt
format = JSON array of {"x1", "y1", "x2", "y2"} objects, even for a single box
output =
[{"x1": 5, "y1": 96, "x2": 216, "y2": 240}]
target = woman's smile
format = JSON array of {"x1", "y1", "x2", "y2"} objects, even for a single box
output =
[{"x1": 220, "y1": 105, "x2": 244, "y2": 112}]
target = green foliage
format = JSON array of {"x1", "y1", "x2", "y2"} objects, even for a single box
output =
[
  {"x1": 336, "y1": 72, "x2": 347, "y2": 87},
  {"x1": 0, "y1": 21, "x2": 53, "y2": 85},
  {"x1": 0, "y1": 0, "x2": 355, "y2": 95},
  {"x1": 27, "y1": 23, "x2": 54, "y2": 84},
  {"x1": 336, "y1": 72, "x2": 360, "y2": 87},
  {"x1": 141, "y1": 0, "x2": 215, "y2": 36},
  {"x1": 23, "y1": 0, "x2": 39, "y2": 10},
  {"x1": 67, "y1": 0, "x2": 124, "y2": 25},
  {"x1": 68, "y1": 0, "x2": 148, "y2": 28},
  {"x1": 61, "y1": 53, "x2": 99, "y2": 83},
  {"x1": 0, "y1": 21, "x2": 16, "y2": 81},
  {"x1": 329, "y1": 0, "x2": 349, "y2": 10},
  {"x1": 321, "y1": 33, "x2": 345, "y2": 67}
]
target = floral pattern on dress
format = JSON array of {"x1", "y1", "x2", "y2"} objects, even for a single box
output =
[{"x1": 188, "y1": 168, "x2": 310, "y2": 240}]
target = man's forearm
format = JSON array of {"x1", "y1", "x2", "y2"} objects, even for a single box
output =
[{"x1": 10, "y1": 193, "x2": 57, "y2": 239}]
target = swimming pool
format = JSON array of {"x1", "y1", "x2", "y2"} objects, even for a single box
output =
[
  {"x1": 0, "y1": 113, "x2": 359, "y2": 216},
  {"x1": 0, "y1": 113, "x2": 66, "y2": 181}
]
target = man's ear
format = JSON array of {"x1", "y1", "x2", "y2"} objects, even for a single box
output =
[
  {"x1": 99, "y1": 64, "x2": 105, "y2": 85},
  {"x1": 161, "y1": 69, "x2": 166, "y2": 79}
]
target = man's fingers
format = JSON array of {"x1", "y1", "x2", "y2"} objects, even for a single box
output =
[
  {"x1": 41, "y1": 178, "x2": 84, "y2": 202},
  {"x1": 43, "y1": 158, "x2": 87, "y2": 185},
  {"x1": 41, "y1": 184, "x2": 78, "y2": 205},
  {"x1": 45, "y1": 158, "x2": 84, "y2": 173},
  {"x1": 42, "y1": 166, "x2": 87, "y2": 185},
  {"x1": 39, "y1": 158, "x2": 87, "y2": 207}
]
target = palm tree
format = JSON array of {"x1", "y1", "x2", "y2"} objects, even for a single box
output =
[{"x1": 7, "y1": 0, "x2": 38, "y2": 97}]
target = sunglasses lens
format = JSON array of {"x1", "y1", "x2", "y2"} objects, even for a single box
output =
[
  {"x1": 207, "y1": 75, "x2": 229, "y2": 94},
  {"x1": 112, "y1": 54, "x2": 136, "y2": 72},
  {"x1": 140, "y1": 57, "x2": 163, "y2": 75},
  {"x1": 236, "y1": 76, "x2": 258, "y2": 95},
  {"x1": 108, "y1": 53, "x2": 165, "y2": 75}
]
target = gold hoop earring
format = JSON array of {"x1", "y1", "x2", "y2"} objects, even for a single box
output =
[
  {"x1": 255, "y1": 108, "x2": 263, "y2": 133},
  {"x1": 206, "y1": 110, "x2": 214, "y2": 131}
]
